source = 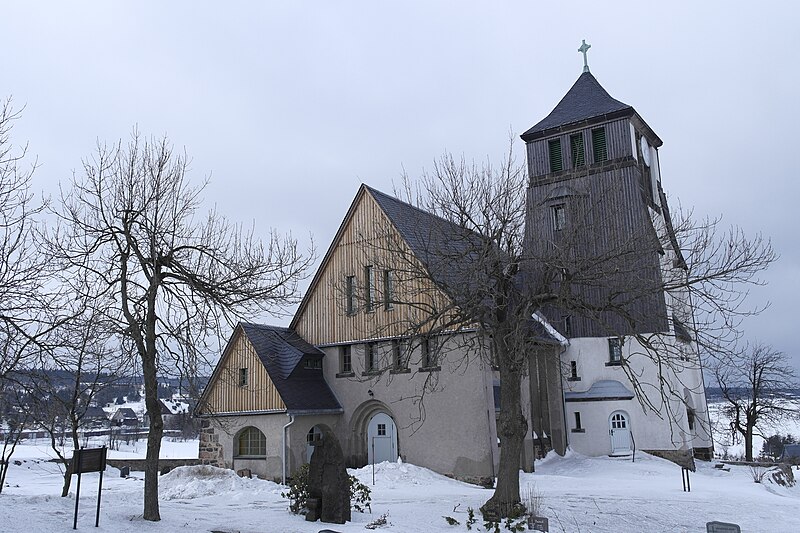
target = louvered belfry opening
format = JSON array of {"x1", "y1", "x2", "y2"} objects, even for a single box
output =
[
  {"x1": 591, "y1": 127, "x2": 607, "y2": 163},
  {"x1": 548, "y1": 138, "x2": 563, "y2": 172}
]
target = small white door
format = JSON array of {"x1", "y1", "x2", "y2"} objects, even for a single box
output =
[
  {"x1": 367, "y1": 412, "x2": 397, "y2": 464},
  {"x1": 609, "y1": 411, "x2": 631, "y2": 455}
]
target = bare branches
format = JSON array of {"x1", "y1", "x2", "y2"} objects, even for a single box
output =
[
  {"x1": 46, "y1": 130, "x2": 313, "y2": 521},
  {"x1": 711, "y1": 343, "x2": 797, "y2": 461}
]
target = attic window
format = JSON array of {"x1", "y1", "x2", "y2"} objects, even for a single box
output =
[
  {"x1": 592, "y1": 127, "x2": 608, "y2": 162},
  {"x1": 304, "y1": 358, "x2": 322, "y2": 370},
  {"x1": 238, "y1": 367, "x2": 248, "y2": 387},
  {"x1": 548, "y1": 139, "x2": 563, "y2": 172},
  {"x1": 570, "y1": 133, "x2": 585, "y2": 168}
]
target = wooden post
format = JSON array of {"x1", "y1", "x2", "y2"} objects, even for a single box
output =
[{"x1": 73, "y1": 448, "x2": 83, "y2": 530}]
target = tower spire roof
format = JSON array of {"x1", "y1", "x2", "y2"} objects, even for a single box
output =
[{"x1": 521, "y1": 72, "x2": 633, "y2": 142}]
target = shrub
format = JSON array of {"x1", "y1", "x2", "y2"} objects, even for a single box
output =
[{"x1": 281, "y1": 464, "x2": 372, "y2": 514}]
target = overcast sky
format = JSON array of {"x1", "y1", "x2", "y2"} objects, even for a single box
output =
[{"x1": 2, "y1": 2, "x2": 797, "y2": 370}]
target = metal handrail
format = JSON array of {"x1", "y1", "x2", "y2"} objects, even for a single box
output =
[{"x1": 631, "y1": 431, "x2": 636, "y2": 463}]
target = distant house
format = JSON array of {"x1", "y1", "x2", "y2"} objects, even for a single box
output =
[
  {"x1": 82, "y1": 405, "x2": 110, "y2": 429},
  {"x1": 110, "y1": 407, "x2": 139, "y2": 427}
]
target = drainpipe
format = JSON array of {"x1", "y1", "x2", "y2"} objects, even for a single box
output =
[{"x1": 282, "y1": 414, "x2": 295, "y2": 485}]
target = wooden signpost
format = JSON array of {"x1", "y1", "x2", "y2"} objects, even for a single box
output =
[{"x1": 70, "y1": 446, "x2": 108, "y2": 529}]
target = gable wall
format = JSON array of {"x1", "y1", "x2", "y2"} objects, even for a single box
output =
[
  {"x1": 202, "y1": 331, "x2": 286, "y2": 414},
  {"x1": 294, "y1": 191, "x2": 450, "y2": 345}
]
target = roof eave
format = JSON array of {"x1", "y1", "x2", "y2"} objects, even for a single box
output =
[{"x1": 521, "y1": 107, "x2": 635, "y2": 142}]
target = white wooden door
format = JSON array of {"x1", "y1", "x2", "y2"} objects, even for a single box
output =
[
  {"x1": 609, "y1": 411, "x2": 631, "y2": 455},
  {"x1": 367, "y1": 412, "x2": 397, "y2": 464}
]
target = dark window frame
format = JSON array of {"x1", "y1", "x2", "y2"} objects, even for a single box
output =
[
  {"x1": 552, "y1": 204, "x2": 566, "y2": 231},
  {"x1": 238, "y1": 367, "x2": 248, "y2": 387},
  {"x1": 364, "y1": 265, "x2": 376, "y2": 312},
  {"x1": 607, "y1": 337, "x2": 623, "y2": 364},
  {"x1": 345, "y1": 275, "x2": 356, "y2": 316},
  {"x1": 338, "y1": 344, "x2": 353, "y2": 375}
]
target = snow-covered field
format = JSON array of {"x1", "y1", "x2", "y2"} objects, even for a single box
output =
[
  {"x1": 708, "y1": 399, "x2": 800, "y2": 460},
  {"x1": 2, "y1": 442, "x2": 799, "y2": 532}
]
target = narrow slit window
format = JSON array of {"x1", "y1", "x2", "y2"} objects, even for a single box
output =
[
  {"x1": 570, "y1": 360, "x2": 578, "y2": 379},
  {"x1": 574, "y1": 412, "x2": 582, "y2": 430},
  {"x1": 364, "y1": 266, "x2": 376, "y2": 312},
  {"x1": 345, "y1": 275, "x2": 356, "y2": 315},
  {"x1": 365, "y1": 343, "x2": 376, "y2": 372},
  {"x1": 383, "y1": 269, "x2": 394, "y2": 310}
]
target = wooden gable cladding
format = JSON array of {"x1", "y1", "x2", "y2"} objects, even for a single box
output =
[
  {"x1": 202, "y1": 329, "x2": 286, "y2": 414},
  {"x1": 293, "y1": 188, "x2": 452, "y2": 345}
]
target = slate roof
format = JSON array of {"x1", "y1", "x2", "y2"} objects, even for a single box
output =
[
  {"x1": 564, "y1": 380, "x2": 635, "y2": 402},
  {"x1": 239, "y1": 323, "x2": 342, "y2": 414},
  {"x1": 365, "y1": 185, "x2": 489, "y2": 292},
  {"x1": 521, "y1": 72, "x2": 633, "y2": 142}
]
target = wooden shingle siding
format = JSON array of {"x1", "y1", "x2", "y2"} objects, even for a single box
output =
[
  {"x1": 203, "y1": 330, "x2": 286, "y2": 414},
  {"x1": 294, "y1": 191, "x2": 450, "y2": 345}
]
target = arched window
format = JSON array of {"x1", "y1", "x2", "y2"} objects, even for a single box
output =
[{"x1": 236, "y1": 426, "x2": 266, "y2": 457}]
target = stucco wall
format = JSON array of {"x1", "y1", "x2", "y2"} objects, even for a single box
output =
[
  {"x1": 321, "y1": 333, "x2": 499, "y2": 480},
  {"x1": 561, "y1": 335, "x2": 712, "y2": 457}
]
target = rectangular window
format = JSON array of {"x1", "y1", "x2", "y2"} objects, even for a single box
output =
[
  {"x1": 345, "y1": 275, "x2": 356, "y2": 315},
  {"x1": 365, "y1": 343, "x2": 376, "y2": 372},
  {"x1": 563, "y1": 315, "x2": 572, "y2": 337},
  {"x1": 377, "y1": 423, "x2": 386, "y2": 436},
  {"x1": 552, "y1": 204, "x2": 566, "y2": 231},
  {"x1": 570, "y1": 133, "x2": 585, "y2": 168},
  {"x1": 421, "y1": 337, "x2": 437, "y2": 368},
  {"x1": 383, "y1": 269, "x2": 394, "y2": 310},
  {"x1": 392, "y1": 339, "x2": 407, "y2": 370},
  {"x1": 570, "y1": 360, "x2": 578, "y2": 379},
  {"x1": 238, "y1": 367, "x2": 248, "y2": 387},
  {"x1": 574, "y1": 412, "x2": 582, "y2": 430},
  {"x1": 592, "y1": 127, "x2": 608, "y2": 163},
  {"x1": 608, "y1": 337, "x2": 623, "y2": 363},
  {"x1": 365, "y1": 266, "x2": 376, "y2": 312},
  {"x1": 548, "y1": 139, "x2": 563, "y2": 172},
  {"x1": 340, "y1": 345, "x2": 352, "y2": 374},
  {"x1": 304, "y1": 358, "x2": 321, "y2": 370}
]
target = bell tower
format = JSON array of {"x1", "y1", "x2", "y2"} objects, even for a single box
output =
[{"x1": 521, "y1": 41, "x2": 671, "y2": 339}]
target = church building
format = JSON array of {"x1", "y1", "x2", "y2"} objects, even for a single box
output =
[{"x1": 197, "y1": 46, "x2": 713, "y2": 482}]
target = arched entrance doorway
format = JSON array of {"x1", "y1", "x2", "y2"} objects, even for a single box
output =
[
  {"x1": 367, "y1": 412, "x2": 397, "y2": 465},
  {"x1": 609, "y1": 411, "x2": 631, "y2": 455}
]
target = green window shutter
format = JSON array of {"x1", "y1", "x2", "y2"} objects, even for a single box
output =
[
  {"x1": 592, "y1": 127, "x2": 607, "y2": 162},
  {"x1": 548, "y1": 139, "x2": 563, "y2": 172},
  {"x1": 570, "y1": 133, "x2": 585, "y2": 167}
]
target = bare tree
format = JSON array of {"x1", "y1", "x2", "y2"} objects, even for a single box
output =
[
  {"x1": 353, "y1": 144, "x2": 775, "y2": 517},
  {"x1": 47, "y1": 132, "x2": 313, "y2": 521},
  {"x1": 27, "y1": 296, "x2": 131, "y2": 497},
  {"x1": 712, "y1": 343, "x2": 797, "y2": 462}
]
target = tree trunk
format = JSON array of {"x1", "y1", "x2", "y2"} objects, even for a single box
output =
[
  {"x1": 745, "y1": 425, "x2": 754, "y2": 462},
  {"x1": 142, "y1": 354, "x2": 163, "y2": 521},
  {"x1": 482, "y1": 363, "x2": 527, "y2": 519},
  {"x1": 61, "y1": 420, "x2": 81, "y2": 497}
]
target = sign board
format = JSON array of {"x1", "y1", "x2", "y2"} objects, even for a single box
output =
[
  {"x1": 69, "y1": 446, "x2": 108, "y2": 529},
  {"x1": 528, "y1": 516, "x2": 549, "y2": 532},
  {"x1": 71, "y1": 447, "x2": 107, "y2": 474},
  {"x1": 706, "y1": 521, "x2": 741, "y2": 533}
]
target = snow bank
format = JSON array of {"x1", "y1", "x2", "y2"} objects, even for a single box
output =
[
  {"x1": 349, "y1": 460, "x2": 475, "y2": 490},
  {"x1": 158, "y1": 465, "x2": 281, "y2": 500}
]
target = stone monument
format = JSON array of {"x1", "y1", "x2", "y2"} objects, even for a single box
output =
[{"x1": 306, "y1": 427, "x2": 351, "y2": 524}]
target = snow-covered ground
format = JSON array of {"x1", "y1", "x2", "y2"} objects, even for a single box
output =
[
  {"x1": 708, "y1": 399, "x2": 800, "y2": 460},
  {"x1": 2, "y1": 442, "x2": 799, "y2": 532}
]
